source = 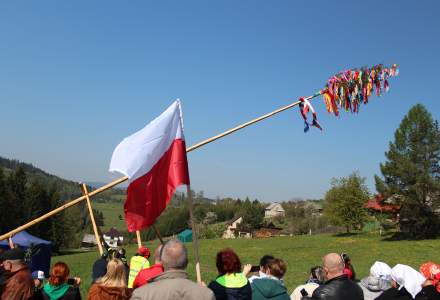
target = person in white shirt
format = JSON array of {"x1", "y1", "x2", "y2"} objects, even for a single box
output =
[{"x1": 243, "y1": 255, "x2": 274, "y2": 283}]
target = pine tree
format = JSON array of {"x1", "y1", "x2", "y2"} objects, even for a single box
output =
[
  {"x1": 0, "y1": 168, "x2": 10, "y2": 229},
  {"x1": 6, "y1": 166, "x2": 28, "y2": 229},
  {"x1": 324, "y1": 172, "x2": 369, "y2": 233},
  {"x1": 375, "y1": 104, "x2": 440, "y2": 238}
]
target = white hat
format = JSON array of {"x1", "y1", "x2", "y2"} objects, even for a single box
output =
[
  {"x1": 370, "y1": 261, "x2": 392, "y2": 280},
  {"x1": 391, "y1": 264, "x2": 426, "y2": 299}
]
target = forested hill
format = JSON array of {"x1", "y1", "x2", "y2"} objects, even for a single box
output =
[
  {"x1": 0, "y1": 156, "x2": 125, "y2": 250},
  {"x1": 0, "y1": 156, "x2": 125, "y2": 203}
]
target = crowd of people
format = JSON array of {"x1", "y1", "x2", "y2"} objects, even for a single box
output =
[{"x1": 1, "y1": 240, "x2": 440, "y2": 300}]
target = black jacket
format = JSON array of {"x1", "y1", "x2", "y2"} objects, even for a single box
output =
[
  {"x1": 311, "y1": 274, "x2": 363, "y2": 300},
  {"x1": 376, "y1": 285, "x2": 440, "y2": 300},
  {"x1": 208, "y1": 278, "x2": 252, "y2": 300}
]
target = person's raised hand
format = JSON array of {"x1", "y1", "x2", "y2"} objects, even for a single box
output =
[{"x1": 243, "y1": 264, "x2": 252, "y2": 277}]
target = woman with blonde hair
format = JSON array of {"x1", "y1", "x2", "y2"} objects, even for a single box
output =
[{"x1": 87, "y1": 258, "x2": 131, "y2": 300}]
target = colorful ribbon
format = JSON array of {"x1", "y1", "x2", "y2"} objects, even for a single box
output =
[
  {"x1": 321, "y1": 64, "x2": 398, "y2": 116},
  {"x1": 299, "y1": 97, "x2": 322, "y2": 132}
]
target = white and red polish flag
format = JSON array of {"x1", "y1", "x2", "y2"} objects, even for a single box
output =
[{"x1": 109, "y1": 100, "x2": 190, "y2": 232}]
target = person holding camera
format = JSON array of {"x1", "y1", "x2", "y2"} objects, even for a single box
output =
[{"x1": 41, "y1": 262, "x2": 81, "y2": 300}]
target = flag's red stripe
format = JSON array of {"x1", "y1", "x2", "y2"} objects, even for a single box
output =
[{"x1": 124, "y1": 139, "x2": 190, "y2": 232}]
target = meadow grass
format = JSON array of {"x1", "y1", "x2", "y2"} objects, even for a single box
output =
[
  {"x1": 53, "y1": 232, "x2": 440, "y2": 298},
  {"x1": 93, "y1": 202, "x2": 126, "y2": 232}
]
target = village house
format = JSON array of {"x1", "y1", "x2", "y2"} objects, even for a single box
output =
[
  {"x1": 222, "y1": 216, "x2": 243, "y2": 239},
  {"x1": 264, "y1": 202, "x2": 285, "y2": 219},
  {"x1": 81, "y1": 233, "x2": 97, "y2": 248},
  {"x1": 103, "y1": 227, "x2": 124, "y2": 248}
]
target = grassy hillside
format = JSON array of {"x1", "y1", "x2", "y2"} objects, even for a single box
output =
[
  {"x1": 53, "y1": 233, "x2": 440, "y2": 298},
  {"x1": 93, "y1": 202, "x2": 126, "y2": 232}
]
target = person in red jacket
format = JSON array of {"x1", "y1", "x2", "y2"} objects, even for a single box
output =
[{"x1": 132, "y1": 245, "x2": 164, "y2": 289}]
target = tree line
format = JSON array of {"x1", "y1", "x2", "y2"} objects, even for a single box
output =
[
  {"x1": 0, "y1": 165, "x2": 105, "y2": 251},
  {"x1": 323, "y1": 104, "x2": 440, "y2": 239}
]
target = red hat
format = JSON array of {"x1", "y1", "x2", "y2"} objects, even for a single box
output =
[{"x1": 138, "y1": 246, "x2": 150, "y2": 258}]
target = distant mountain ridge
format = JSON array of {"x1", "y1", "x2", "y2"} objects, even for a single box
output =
[{"x1": 0, "y1": 156, "x2": 125, "y2": 202}]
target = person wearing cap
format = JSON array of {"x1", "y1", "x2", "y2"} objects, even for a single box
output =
[
  {"x1": 0, "y1": 251, "x2": 13, "y2": 295},
  {"x1": 0, "y1": 247, "x2": 34, "y2": 300},
  {"x1": 132, "y1": 245, "x2": 164, "y2": 289},
  {"x1": 128, "y1": 247, "x2": 151, "y2": 288}
]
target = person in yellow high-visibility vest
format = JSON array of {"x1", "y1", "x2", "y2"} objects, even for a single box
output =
[{"x1": 128, "y1": 246, "x2": 151, "y2": 288}]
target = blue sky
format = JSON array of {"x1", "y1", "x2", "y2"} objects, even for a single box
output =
[{"x1": 1, "y1": 1, "x2": 439, "y2": 202}]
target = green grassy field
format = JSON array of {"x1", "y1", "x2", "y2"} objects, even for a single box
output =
[
  {"x1": 53, "y1": 233, "x2": 440, "y2": 298},
  {"x1": 93, "y1": 202, "x2": 126, "y2": 232}
]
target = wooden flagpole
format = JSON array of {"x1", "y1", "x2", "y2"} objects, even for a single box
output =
[
  {"x1": 81, "y1": 184, "x2": 104, "y2": 255},
  {"x1": 0, "y1": 92, "x2": 321, "y2": 241},
  {"x1": 186, "y1": 185, "x2": 202, "y2": 283},
  {"x1": 152, "y1": 224, "x2": 164, "y2": 245},
  {"x1": 136, "y1": 230, "x2": 142, "y2": 248}
]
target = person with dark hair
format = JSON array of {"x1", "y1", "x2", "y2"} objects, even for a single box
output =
[
  {"x1": 245, "y1": 255, "x2": 274, "y2": 283},
  {"x1": 208, "y1": 248, "x2": 252, "y2": 300},
  {"x1": 341, "y1": 253, "x2": 356, "y2": 281},
  {"x1": 92, "y1": 251, "x2": 109, "y2": 283},
  {"x1": 251, "y1": 258, "x2": 290, "y2": 300},
  {"x1": 41, "y1": 262, "x2": 81, "y2": 300},
  {"x1": 291, "y1": 266, "x2": 325, "y2": 300},
  {"x1": 0, "y1": 247, "x2": 34, "y2": 300},
  {"x1": 131, "y1": 239, "x2": 214, "y2": 300}
]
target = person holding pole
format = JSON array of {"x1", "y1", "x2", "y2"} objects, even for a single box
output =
[{"x1": 130, "y1": 239, "x2": 214, "y2": 300}]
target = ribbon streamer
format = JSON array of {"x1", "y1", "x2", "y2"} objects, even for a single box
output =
[
  {"x1": 299, "y1": 97, "x2": 323, "y2": 132},
  {"x1": 321, "y1": 64, "x2": 399, "y2": 116}
]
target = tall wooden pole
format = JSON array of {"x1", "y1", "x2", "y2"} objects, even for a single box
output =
[
  {"x1": 152, "y1": 224, "x2": 164, "y2": 245},
  {"x1": 186, "y1": 185, "x2": 202, "y2": 283},
  {"x1": 136, "y1": 230, "x2": 142, "y2": 248},
  {"x1": 0, "y1": 92, "x2": 322, "y2": 241},
  {"x1": 81, "y1": 184, "x2": 104, "y2": 255}
]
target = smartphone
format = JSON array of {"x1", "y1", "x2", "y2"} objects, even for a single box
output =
[
  {"x1": 250, "y1": 265, "x2": 260, "y2": 272},
  {"x1": 67, "y1": 278, "x2": 76, "y2": 285},
  {"x1": 300, "y1": 288, "x2": 309, "y2": 297}
]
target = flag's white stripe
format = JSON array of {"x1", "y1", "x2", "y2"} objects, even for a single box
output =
[{"x1": 109, "y1": 100, "x2": 185, "y2": 183}]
